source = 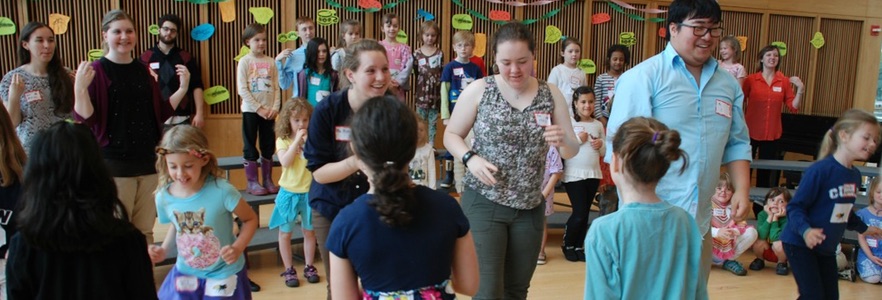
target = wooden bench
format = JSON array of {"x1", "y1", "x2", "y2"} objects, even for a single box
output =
[
  {"x1": 751, "y1": 159, "x2": 879, "y2": 176},
  {"x1": 156, "y1": 225, "x2": 304, "y2": 266}
]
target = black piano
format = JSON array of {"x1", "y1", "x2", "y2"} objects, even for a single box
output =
[{"x1": 779, "y1": 113, "x2": 882, "y2": 163}]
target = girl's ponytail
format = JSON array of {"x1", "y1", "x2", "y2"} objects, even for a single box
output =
[{"x1": 818, "y1": 109, "x2": 879, "y2": 159}]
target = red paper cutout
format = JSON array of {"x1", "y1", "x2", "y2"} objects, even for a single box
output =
[
  {"x1": 658, "y1": 27, "x2": 666, "y2": 38},
  {"x1": 489, "y1": 10, "x2": 511, "y2": 21},
  {"x1": 357, "y1": 0, "x2": 382, "y2": 9},
  {"x1": 592, "y1": 13, "x2": 611, "y2": 25}
]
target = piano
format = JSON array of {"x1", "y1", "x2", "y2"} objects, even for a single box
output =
[{"x1": 779, "y1": 113, "x2": 882, "y2": 163}]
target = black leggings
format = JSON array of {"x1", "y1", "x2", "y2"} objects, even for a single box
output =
[
  {"x1": 563, "y1": 178, "x2": 600, "y2": 248},
  {"x1": 751, "y1": 139, "x2": 782, "y2": 188}
]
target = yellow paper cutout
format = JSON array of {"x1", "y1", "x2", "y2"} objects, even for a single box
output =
[
  {"x1": 452, "y1": 14, "x2": 473, "y2": 30},
  {"x1": 810, "y1": 32, "x2": 825, "y2": 49},
  {"x1": 219, "y1": 0, "x2": 236, "y2": 23},
  {"x1": 234, "y1": 46, "x2": 250, "y2": 62},
  {"x1": 396, "y1": 30, "x2": 407, "y2": 44},
  {"x1": 544, "y1": 25, "x2": 562, "y2": 44},
  {"x1": 736, "y1": 36, "x2": 748, "y2": 52},
  {"x1": 578, "y1": 59, "x2": 596, "y2": 74},
  {"x1": 148, "y1": 24, "x2": 160, "y2": 35},
  {"x1": 204, "y1": 86, "x2": 230, "y2": 105},
  {"x1": 278, "y1": 31, "x2": 298, "y2": 43},
  {"x1": 0, "y1": 17, "x2": 16, "y2": 36},
  {"x1": 87, "y1": 49, "x2": 103, "y2": 61},
  {"x1": 317, "y1": 9, "x2": 339, "y2": 26},
  {"x1": 49, "y1": 13, "x2": 71, "y2": 35},
  {"x1": 619, "y1": 32, "x2": 637, "y2": 47},
  {"x1": 771, "y1": 41, "x2": 787, "y2": 56},
  {"x1": 249, "y1": 7, "x2": 274, "y2": 25},
  {"x1": 474, "y1": 33, "x2": 487, "y2": 58}
]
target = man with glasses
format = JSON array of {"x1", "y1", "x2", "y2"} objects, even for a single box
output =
[
  {"x1": 140, "y1": 14, "x2": 205, "y2": 129},
  {"x1": 605, "y1": 0, "x2": 752, "y2": 283}
]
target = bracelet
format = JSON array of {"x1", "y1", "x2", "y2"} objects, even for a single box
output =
[{"x1": 462, "y1": 150, "x2": 478, "y2": 165}]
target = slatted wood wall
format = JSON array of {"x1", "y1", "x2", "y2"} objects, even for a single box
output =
[
  {"x1": 528, "y1": 1, "x2": 587, "y2": 82},
  {"x1": 25, "y1": 0, "x2": 115, "y2": 74},
  {"x1": 767, "y1": 14, "x2": 814, "y2": 113},
  {"x1": 812, "y1": 18, "x2": 862, "y2": 117},
  {"x1": 0, "y1": 1, "x2": 22, "y2": 74},
  {"x1": 590, "y1": 1, "x2": 646, "y2": 85}
]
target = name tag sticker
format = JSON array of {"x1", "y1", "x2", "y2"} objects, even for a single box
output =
[
  {"x1": 772, "y1": 86, "x2": 783, "y2": 93},
  {"x1": 23, "y1": 91, "x2": 42, "y2": 103},
  {"x1": 574, "y1": 126, "x2": 586, "y2": 134},
  {"x1": 453, "y1": 67, "x2": 464, "y2": 76},
  {"x1": 310, "y1": 76, "x2": 321, "y2": 86},
  {"x1": 418, "y1": 58, "x2": 427, "y2": 66},
  {"x1": 534, "y1": 113, "x2": 551, "y2": 127},
  {"x1": 868, "y1": 238, "x2": 878, "y2": 248},
  {"x1": 150, "y1": 62, "x2": 160, "y2": 69},
  {"x1": 335, "y1": 126, "x2": 352, "y2": 142},
  {"x1": 713, "y1": 208, "x2": 726, "y2": 217},
  {"x1": 829, "y1": 203, "x2": 853, "y2": 223},
  {"x1": 715, "y1": 99, "x2": 732, "y2": 118},
  {"x1": 175, "y1": 276, "x2": 199, "y2": 292}
]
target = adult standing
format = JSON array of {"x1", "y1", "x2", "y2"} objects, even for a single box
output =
[
  {"x1": 444, "y1": 22, "x2": 580, "y2": 299},
  {"x1": 140, "y1": 14, "x2": 205, "y2": 129},
  {"x1": 743, "y1": 45, "x2": 804, "y2": 191},
  {"x1": 74, "y1": 10, "x2": 190, "y2": 244},
  {"x1": 0, "y1": 22, "x2": 73, "y2": 153},
  {"x1": 605, "y1": 0, "x2": 753, "y2": 285}
]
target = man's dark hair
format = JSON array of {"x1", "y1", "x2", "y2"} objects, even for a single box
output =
[
  {"x1": 159, "y1": 14, "x2": 182, "y2": 31},
  {"x1": 664, "y1": 0, "x2": 722, "y2": 41}
]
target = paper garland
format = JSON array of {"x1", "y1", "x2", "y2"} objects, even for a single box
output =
[
  {"x1": 474, "y1": 33, "x2": 487, "y2": 57},
  {"x1": 606, "y1": 1, "x2": 666, "y2": 23},
  {"x1": 544, "y1": 25, "x2": 562, "y2": 44},
  {"x1": 451, "y1": 0, "x2": 576, "y2": 26},
  {"x1": 486, "y1": 0, "x2": 561, "y2": 6},
  {"x1": 771, "y1": 41, "x2": 788, "y2": 56},
  {"x1": 325, "y1": 0, "x2": 409, "y2": 13},
  {"x1": 191, "y1": 23, "x2": 215, "y2": 41},
  {"x1": 175, "y1": 0, "x2": 227, "y2": 3},
  {"x1": 810, "y1": 32, "x2": 825, "y2": 49}
]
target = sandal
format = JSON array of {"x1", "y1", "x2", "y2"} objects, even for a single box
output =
[{"x1": 537, "y1": 253, "x2": 547, "y2": 265}]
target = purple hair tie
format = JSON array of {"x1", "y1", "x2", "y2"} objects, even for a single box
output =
[{"x1": 651, "y1": 131, "x2": 660, "y2": 144}]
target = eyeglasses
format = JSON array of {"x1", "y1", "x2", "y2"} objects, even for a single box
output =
[
  {"x1": 677, "y1": 23, "x2": 724, "y2": 37},
  {"x1": 160, "y1": 27, "x2": 178, "y2": 33}
]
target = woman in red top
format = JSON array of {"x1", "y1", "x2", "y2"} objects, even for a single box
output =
[{"x1": 742, "y1": 45, "x2": 805, "y2": 199}]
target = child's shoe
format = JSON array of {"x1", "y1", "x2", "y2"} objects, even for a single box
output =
[
  {"x1": 575, "y1": 247, "x2": 586, "y2": 262},
  {"x1": 304, "y1": 265, "x2": 320, "y2": 283},
  {"x1": 280, "y1": 268, "x2": 300, "y2": 287},
  {"x1": 562, "y1": 245, "x2": 579, "y2": 262},
  {"x1": 723, "y1": 260, "x2": 747, "y2": 276},
  {"x1": 537, "y1": 253, "x2": 547, "y2": 265},
  {"x1": 249, "y1": 279, "x2": 261, "y2": 292},
  {"x1": 749, "y1": 258, "x2": 765, "y2": 271},
  {"x1": 776, "y1": 262, "x2": 790, "y2": 276}
]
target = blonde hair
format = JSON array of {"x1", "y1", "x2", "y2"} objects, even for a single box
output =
[
  {"x1": 275, "y1": 98, "x2": 314, "y2": 138},
  {"x1": 717, "y1": 172, "x2": 733, "y2": 191},
  {"x1": 100, "y1": 10, "x2": 135, "y2": 54},
  {"x1": 869, "y1": 176, "x2": 882, "y2": 204},
  {"x1": 0, "y1": 108, "x2": 25, "y2": 187},
  {"x1": 339, "y1": 19, "x2": 361, "y2": 47},
  {"x1": 720, "y1": 35, "x2": 742, "y2": 63},
  {"x1": 818, "y1": 109, "x2": 880, "y2": 158},
  {"x1": 420, "y1": 21, "x2": 440, "y2": 43},
  {"x1": 453, "y1": 31, "x2": 475, "y2": 46},
  {"x1": 154, "y1": 125, "x2": 223, "y2": 193}
]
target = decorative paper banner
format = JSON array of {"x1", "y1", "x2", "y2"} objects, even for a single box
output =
[
  {"x1": 608, "y1": 0, "x2": 666, "y2": 14},
  {"x1": 396, "y1": 30, "x2": 408, "y2": 44},
  {"x1": 544, "y1": 25, "x2": 562, "y2": 44},
  {"x1": 277, "y1": 31, "x2": 298, "y2": 43},
  {"x1": 176, "y1": 0, "x2": 228, "y2": 3},
  {"x1": 592, "y1": 13, "x2": 611, "y2": 25},
  {"x1": 148, "y1": 24, "x2": 160, "y2": 35},
  {"x1": 357, "y1": 0, "x2": 381, "y2": 9},
  {"x1": 451, "y1": 0, "x2": 577, "y2": 26},
  {"x1": 219, "y1": 0, "x2": 236, "y2": 23},
  {"x1": 204, "y1": 86, "x2": 230, "y2": 104},
  {"x1": 736, "y1": 36, "x2": 748, "y2": 52},
  {"x1": 619, "y1": 32, "x2": 637, "y2": 47},
  {"x1": 771, "y1": 41, "x2": 787, "y2": 56},
  {"x1": 489, "y1": 10, "x2": 511, "y2": 21},
  {"x1": 607, "y1": 2, "x2": 666, "y2": 23},
  {"x1": 317, "y1": 9, "x2": 339, "y2": 26},
  {"x1": 578, "y1": 58, "x2": 596, "y2": 74},
  {"x1": 417, "y1": 9, "x2": 435, "y2": 21},
  {"x1": 49, "y1": 13, "x2": 71, "y2": 35},
  {"x1": 249, "y1": 7, "x2": 274, "y2": 24},
  {"x1": 658, "y1": 27, "x2": 666, "y2": 38},
  {"x1": 810, "y1": 32, "x2": 825, "y2": 49},
  {"x1": 87, "y1": 49, "x2": 102, "y2": 61},
  {"x1": 0, "y1": 17, "x2": 16, "y2": 35},
  {"x1": 474, "y1": 33, "x2": 487, "y2": 57},
  {"x1": 191, "y1": 23, "x2": 215, "y2": 41},
  {"x1": 326, "y1": 0, "x2": 408, "y2": 13},
  {"x1": 234, "y1": 46, "x2": 250, "y2": 61},
  {"x1": 452, "y1": 14, "x2": 473, "y2": 30},
  {"x1": 486, "y1": 0, "x2": 561, "y2": 6}
]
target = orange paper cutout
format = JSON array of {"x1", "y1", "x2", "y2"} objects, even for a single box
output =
[
  {"x1": 358, "y1": 0, "x2": 382, "y2": 9},
  {"x1": 489, "y1": 10, "x2": 511, "y2": 21},
  {"x1": 592, "y1": 13, "x2": 611, "y2": 25},
  {"x1": 219, "y1": 0, "x2": 236, "y2": 23}
]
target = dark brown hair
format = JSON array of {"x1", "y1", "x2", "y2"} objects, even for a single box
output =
[
  {"x1": 612, "y1": 117, "x2": 688, "y2": 184},
  {"x1": 18, "y1": 22, "x2": 73, "y2": 116}
]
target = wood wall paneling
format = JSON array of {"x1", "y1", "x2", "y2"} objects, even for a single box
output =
[
  {"x1": 26, "y1": 0, "x2": 115, "y2": 75},
  {"x1": 0, "y1": 0, "x2": 22, "y2": 75},
  {"x1": 525, "y1": 0, "x2": 587, "y2": 82},
  {"x1": 449, "y1": 1, "x2": 508, "y2": 77},
  {"x1": 590, "y1": 1, "x2": 647, "y2": 86},
  {"x1": 811, "y1": 18, "x2": 863, "y2": 117}
]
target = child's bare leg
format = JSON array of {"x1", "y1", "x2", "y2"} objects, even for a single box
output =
[
  {"x1": 540, "y1": 223, "x2": 548, "y2": 258},
  {"x1": 279, "y1": 231, "x2": 294, "y2": 269},
  {"x1": 752, "y1": 239, "x2": 769, "y2": 258},
  {"x1": 772, "y1": 241, "x2": 787, "y2": 263},
  {"x1": 303, "y1": 229, "x2": 317, "y2": 266}
]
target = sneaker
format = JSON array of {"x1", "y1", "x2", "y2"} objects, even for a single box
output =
[
  {"x1": 562, "y1": 245, "x2": 579, "y2": 262},
  {"x1": 304, "y1": 265, "x2": 320, "y2": 283},
  {"x1": 439, "y1": 172, "x2": 454, "y2": 188},
  {"x1": 280, "y1": 268, "x2": 300, "y2": 287},
  {"x1": 575, "y1": 247, "x2": 586, "y2": 262},
  {"x1": 537, "y1": 253, "x2": 547, "y2": 265},
  {"x1": 249, "y1": 279, "x2": 262, "y2": 292},
  {"x1": 776, "y1": 262, "x2": 789, "y2": 276},
  {"x1": 723, "y1": 260, "x2": 747, "y2": 276},
  {"x1": 749, "y1": 258, "x2": 765, "y2": 271}
]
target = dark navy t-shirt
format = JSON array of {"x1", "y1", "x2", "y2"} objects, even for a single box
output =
[
  {"x1": 441, "y1": 60, "x2": 483, "y2": 114},
  {"x1": 0, "y1": 179, "x2": 20, "y2": 258},
  {"x1": 326, "y1": 186, "x2": 469, "y2": 292}
]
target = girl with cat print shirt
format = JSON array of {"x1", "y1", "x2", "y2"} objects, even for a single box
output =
[{"x1": 148, "y1": 125, "x2": 258, "y2": 299}]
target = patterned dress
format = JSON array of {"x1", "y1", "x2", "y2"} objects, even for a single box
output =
[{"x1": 0, "y1": 67, "x2": 72, "y2": 153}]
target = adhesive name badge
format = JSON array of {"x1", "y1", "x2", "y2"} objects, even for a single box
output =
[
  {"x1": 453, "y1": 67, "x2": 464, "y2": 76},
  {"x1": 316, "y1": 90, "x2": 330, "y2": 103},
  {"x1": 204, "y1": 275, "x2": 237, "y2": 297},
  {"x1": 829, "y1": 203, "x2": 853, "y2": 223},
  {"x1": 429, "y1": 55, "x2": 442, "y2": 68},
  {"x1": 715, "y1": 99, "x2": 732, "y2": 119},
  {"x1": 713, "y1": 208, "x2": 726, "y2": 217},
  {"x1": 868, "y1": 238, "x2": 879, "y2": 248},
  {"x1": 150, "y1": 62, "x2": 160, "y2": 69},
  {"x1": 772, "y1": 86, "x2": 783, "y2": 93},
  {"x1": 310, "y1": 76, "x2": 321, "y2": 86},
  {"x1": 175, "y1": 275, "x2": 199, "y2": 292},
  {"x1": 534, "y1": 113, "x2": 552, "y2": 127},
  {"x1": 258, "y1": 67, "x2": 269, "y2": 77},
  {"x1": 419, "y1": 58, "x2": 427, "y2": 66},
  {"x1": 574, "y1": 126, "x2": 586, "y2": 134},
  {"x1": 335, "y1": 126, "x2": 352, "y2": 142},
  {"x1": 23, "y1": 91, "x2": 43, "y2": 103},
  {"x1": 568, "y1": 75, "x2": 581, "y2": 86}
]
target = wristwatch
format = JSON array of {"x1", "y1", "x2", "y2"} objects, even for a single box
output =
[{"x1": 462, "y1": 150, "x2": 478, "y2": 164}]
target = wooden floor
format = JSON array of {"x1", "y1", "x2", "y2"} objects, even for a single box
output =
[{"x1": 151, "y1": 192, "x2": 882, "y2": 299}]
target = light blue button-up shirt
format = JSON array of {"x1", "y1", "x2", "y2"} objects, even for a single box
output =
[
  {"x1": 605, "y1": 43, "x2": 752, "y2": 235},
  {"x1": 277, "y1": 45, "x2": 307, "y2": 97}
]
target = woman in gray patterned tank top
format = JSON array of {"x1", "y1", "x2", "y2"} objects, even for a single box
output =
[{"x1": 443, "y1": 22, "x2": 580, "y2": 300}]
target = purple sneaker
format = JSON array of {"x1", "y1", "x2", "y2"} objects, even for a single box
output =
[
  {"x1": 304, "y1": 265, "x2": 320, "y2": 283},
  {"x1": 280, "y1": 268, "x2": 300, "y2": 287}
]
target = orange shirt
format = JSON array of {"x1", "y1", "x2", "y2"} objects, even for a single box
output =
[{"x1": 742, "y1": 71, "x2": 797, "y2": 141}]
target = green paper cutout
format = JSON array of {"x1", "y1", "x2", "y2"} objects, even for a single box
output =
[
  {"x1": 609, "y1": 2, "x2": 625, "y2": 13},
  {"x1": 396, "y1": 30, "x2": 407, "y2": 44},
  {"x1": 277, "y1": 31, "x2": 299, "y2": 43},
  {"x1": 544, "y1": 25, "x2": 562, "y2": 44},
  {"x1": 771, "y1": 41, "x2": 787, "y2": 56},
  {"x1": 234, "y1": 46, "x2": 250, "y2": 61},
  {"x1": 810, "y1": 32, "x2": 825, "y2": 49},
  {"x1": 628, "y1": 13, "x2": 645, "y2": 21},
  {"x1": 204, "y1": 86, "x2": 230, "y2": 105},
  {"x1": 578, "y1": 59, "x2": 596, "y2": 74},
  {"x1": 619, "y1": 32, "x2": 637, "y2": 47},
  {"x1": 317, "y1": 9, "x2": 339, "y2": 26},
  {"x1": 0, "y1": 17, "x2": 16, "y2": 35},
  {"x1": 452, "y1": 14, "x2": 473, "y2": 30},
  {"x1": 87, "y1": 49, "x2": 103, "y2": 62},
  {"x1": 249, "y1": 7, "x2": 274, "y2": 24},
  {"x1": 148, "y1": 24, "x2": 160, "y2": 35},
  {"x1": 649, "y1": 17, "x2": 665, "y2": 23}
]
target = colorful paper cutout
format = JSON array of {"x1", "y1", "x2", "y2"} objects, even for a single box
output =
[
  {"x1": 317, "y1": 9, "x2": 339, "y2": 26},
  {"x1": 191, "y1": 23, "x2": 215, "y2": 41},
  {"x1": 592, "y1": 13, "x2": 611, "y2": 25},
  {"x1": 0, "y1": 17, "x2": 16, "y2": 35},
  {"x1": 357, "y1": 0, "x2": 381, "y2": 9},
  {"x1": 489, "y1": 10, "x2": 511, "y2": 21},
  {"x1": 234, "y1": 46, "x2": 250, "y2": 61},
  {"x1": 810, "y1": 32, "x2": 825, "y2": 49},
  {"x1": 417, "y1": 9, "x2": 435, "y2": 21},
  {"x1": 486, "y1": 0, "x2": 559, "y2": 6},
  {"x1": 277, "y1": 31, "x2": 299, "y2": 43},
  {"x1": 609, "y1": 0, "x2": 667, "y2": 14},
  {"x1": 395, "y1": 30, "x2": 408, "y2": 44},
  {"x1": 771, "y1": 41, "x2": 787, "y2": 56},
  {"x1": 219, "y1": 0, "x2": 236, "y2": 23},
  {"x1": 148, "y1": 24, "x2": 160, "y2": 35},
  {"x1": 87, "y1": 49, "x2": 103, "y2": 61},
  {"x1": 49, "y1": 14, "x2": 71, "y2": 35},
  {"x1": 474, "y1": 33, "x2": 487, "y2": 57},
  {"x1": 544, "y1": 25, "x2": 562, "y2": 44},
  {"x1": 204, "y1": 86, "x2": 230, "y2": 104},
  {"x1": 619, "y1": 32, "x2": 637, "y2": 47},
  {"x1": 578, "y1": 59, "x2": 596, "y2": 74},
  {"x1": 249, "y1": 7, "x2": 274, "y2": 24},
  {"x1": 452, "y1": 14, "x2": 473, "y2": 30},
  {"x1": 658, "y1": 27, "x2": 666, "y2": 38},
  {"x1": 736, "y1": 36, "x2": 748, "y2": 52}
]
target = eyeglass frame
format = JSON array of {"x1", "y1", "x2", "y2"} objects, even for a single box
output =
[{"x1": 676, "y1": 22, "x2": 725, "y2": 38}]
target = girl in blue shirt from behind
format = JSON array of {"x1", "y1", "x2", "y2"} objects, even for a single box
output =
[{"x1": 781, "y1": 109, "x2": 882, "y2": 299}]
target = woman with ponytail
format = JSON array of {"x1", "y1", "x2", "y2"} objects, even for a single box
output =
[{"x1": 327, "y1": 96, "x2": 478, "y2": 300}]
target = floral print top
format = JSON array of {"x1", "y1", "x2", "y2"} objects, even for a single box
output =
[
  {"x1": 413, "y1": 48, "x2": 443, "y2": 110},
  {"x1": 0, "y1": 66, "x2": 72, "y2": 153},
  {"x1": 464, "y1": 76, "x2": 553, "y2": 210}
]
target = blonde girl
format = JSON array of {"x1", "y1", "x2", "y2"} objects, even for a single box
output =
[
  {"x1": 546, "y1": 38, "x2": 586, "y2": 118},
  {"x1": 719, "y1": 35, "x2": 746, "y2": 85},
  {"x1": 413, "y1": 21, "x2": 443, "y2": 144},
  {"x1": 331, "y1": 19, "x2": 362, "y2": 72},
  {"x1": 855, "y1": 176, "x2": 882, "y2": 283}
]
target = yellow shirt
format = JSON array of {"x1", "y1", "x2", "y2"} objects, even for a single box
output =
[{"x1": 276, "y1": 137, "x2": 311, "y2": 193}]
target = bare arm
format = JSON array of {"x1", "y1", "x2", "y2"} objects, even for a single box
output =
[
  {"x1": 726, "y1": 160, "x2": 752, "y2": 221},
  {"x1": 451, "y1": 232, "x2": 479, "y2": 296},
  {"x1": 73, "y1": 61, "x2": 95, "y2": 119},
  {"x1": 312, "y1": 155, "x2": 361, "y2": 184},
  {"x1": 166, "y1": 64, "x2": 191, "y2": 110},
  {"x1": 4, "y1": 73, "x2": 23, "y2": 126},
  {"x1": 278, "y1": 130, "x2": 306, "y2": 167},
  {"x1": 191, "y1": 87, "x2": 205, "y2": 128},
  {"x1": 220, "y1": 199, "x2": 258, "y2": 265},
  {"x1": 546, "y1": 84, "x2": 580, "y2": 159},
  {"x1": 330, "y1": 253, "x2": 361, "y2": 300}
]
